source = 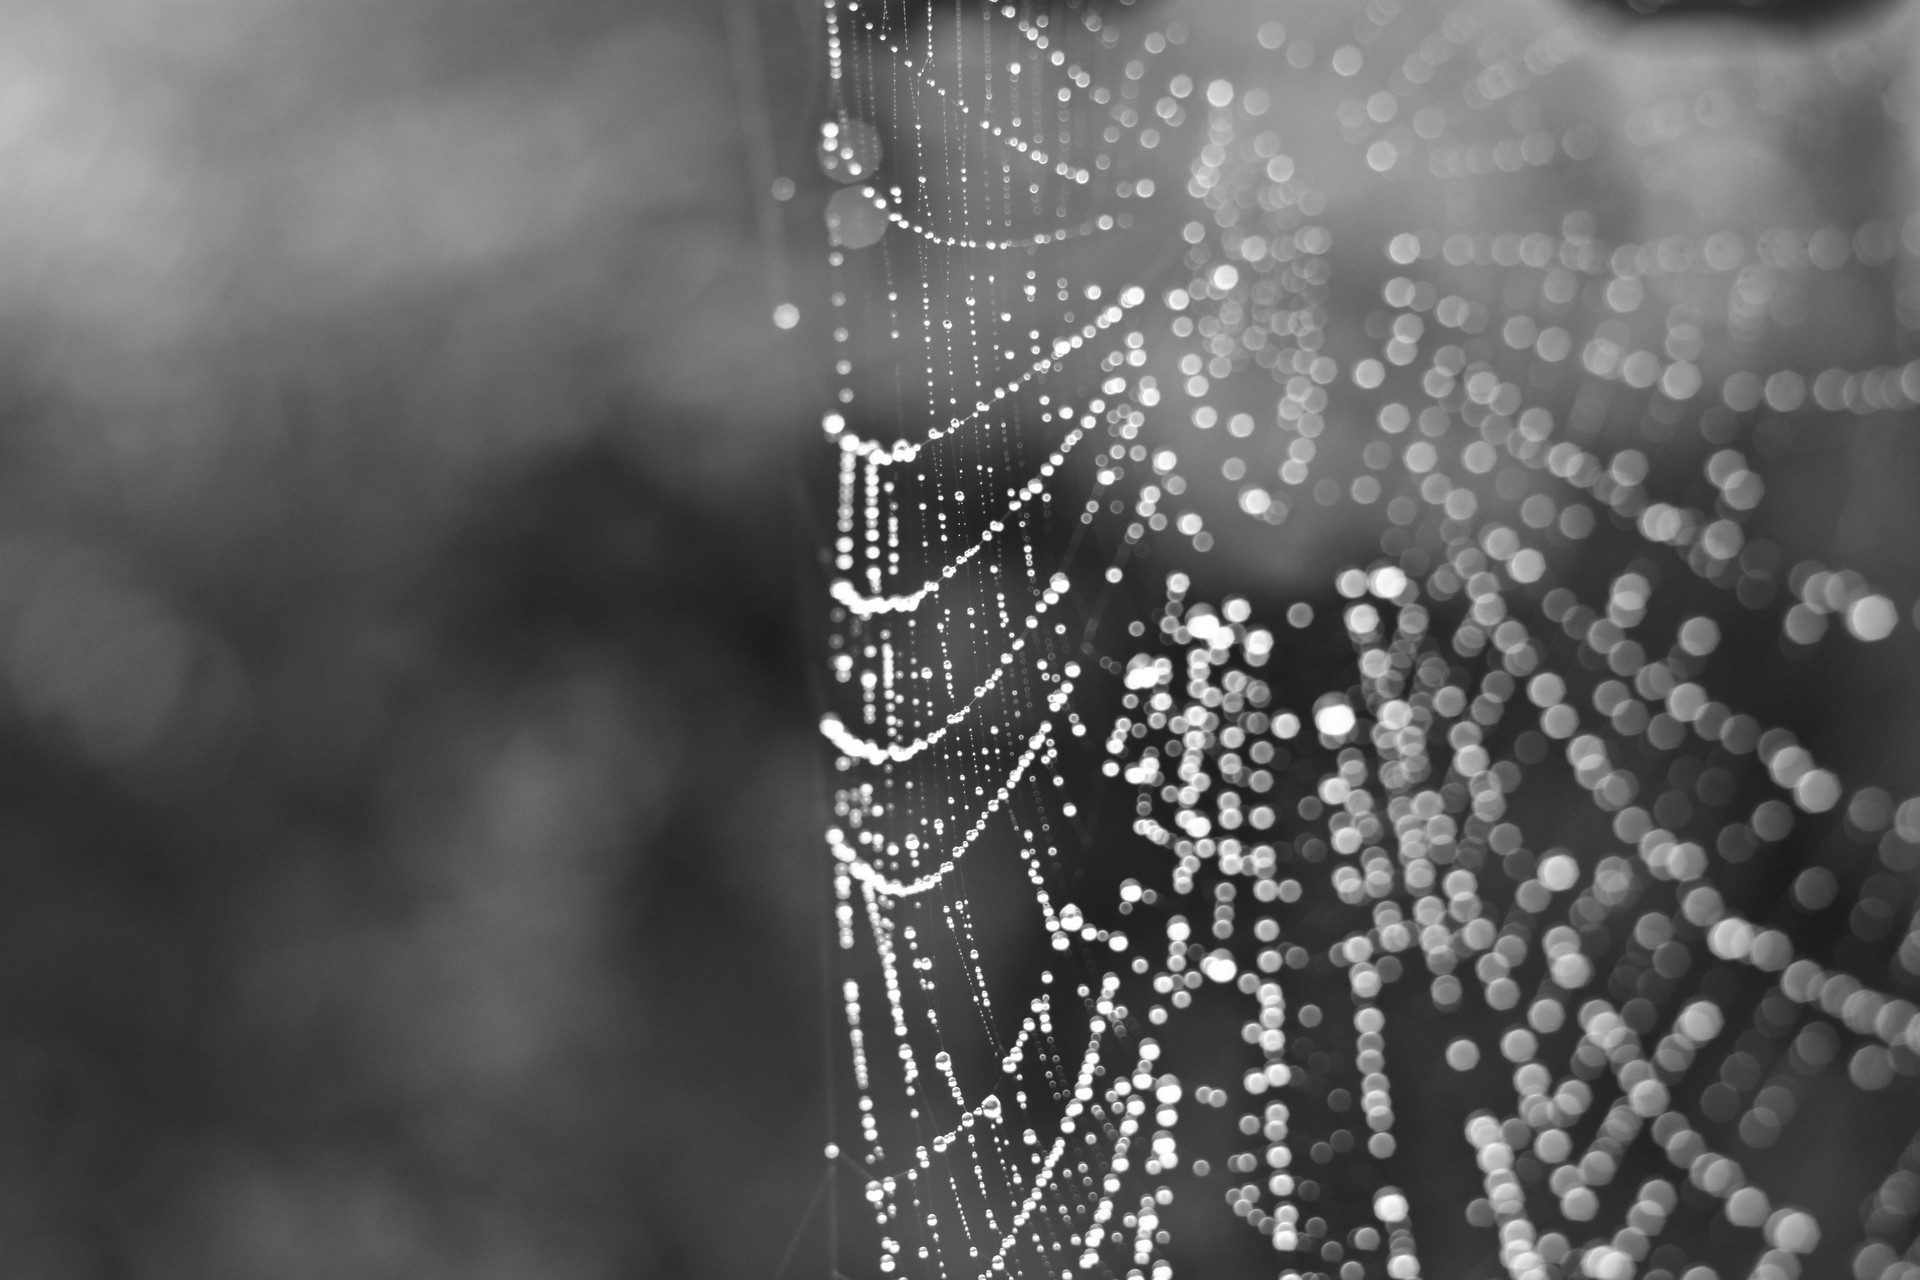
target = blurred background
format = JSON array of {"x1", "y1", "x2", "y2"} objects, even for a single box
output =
[
  {"x1": 1, "y1": 0, "x2": 1917, "y2": 1277},
  {"x1": 0, "y1": 0, "x2": 836, "y2": 1275}
]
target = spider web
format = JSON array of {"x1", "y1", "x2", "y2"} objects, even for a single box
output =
[{"x1": 810, "y1": 3, "x2": 1920, "y2": 1279}]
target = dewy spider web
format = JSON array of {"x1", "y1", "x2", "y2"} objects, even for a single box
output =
[{"x1": 810, "y1": 2, "x2": 1920, "y2": 1279}]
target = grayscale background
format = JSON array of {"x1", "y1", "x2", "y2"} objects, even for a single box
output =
[{"x1": 0, "y1": 0, "x2": 1911, "y2": 1276}]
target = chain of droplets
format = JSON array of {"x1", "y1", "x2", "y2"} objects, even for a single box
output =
[
  {"x1": 1105, "y1": 544, "x2": 1920, "y2": 1280},
  {"x1": 819, "y1": 3, "x2": 1920, "y2": 1280},
  {"x1": 1096, "y1": 31, "x2": 1920, "y2": 1255},
  {"x1": 816, "y1": 6, "x2": 1242, "y2": 1280},
  {"x1": 1154, "y1": 47, "x2": 1920, "y2": 649}
]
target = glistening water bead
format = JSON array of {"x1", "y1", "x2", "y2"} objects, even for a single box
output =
[
  {"x1": 814, "y1": 2, "x2": 1920, "y2": 1279},
  {"x1": 820, "y1": 118, "x2": 885, "y2": 183},
  {"x1": 826, "y1": 185, "x2": 889, "y2": 250}
]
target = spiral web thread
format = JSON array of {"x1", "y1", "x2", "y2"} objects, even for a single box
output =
[{"x1": 814, "y1": 3, "x2": 1920, "y2": 1279}]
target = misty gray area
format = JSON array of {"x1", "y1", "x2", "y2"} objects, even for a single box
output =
[{"x1": 0, "y1": 1, "x2": 829, "y2": 1276}]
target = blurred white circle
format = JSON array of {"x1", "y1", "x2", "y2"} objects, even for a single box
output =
[{"x1": 1846, "y1": 593, "x2": 1898, "y2": 641}]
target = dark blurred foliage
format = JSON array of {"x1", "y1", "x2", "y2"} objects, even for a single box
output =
[{"x1": 0, "y1": 0, "x2": 835, "y2": 1275}]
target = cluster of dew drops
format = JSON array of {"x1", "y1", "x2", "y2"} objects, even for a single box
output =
[{"x1": 806, "y1": 1, "x2": 1920, "y2": 1279}]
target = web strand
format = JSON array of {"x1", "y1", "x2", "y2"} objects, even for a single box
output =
[{"x1": 813, "y1": 3, "x2": 1920, "y2": 1279}]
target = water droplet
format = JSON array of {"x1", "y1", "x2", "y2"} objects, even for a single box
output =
[
  {"x1": 1202, "y1": 950, "x2": 1237, "y2": 982},
  {"x1": 1313, "y1": 697, "x2": 1355, "y2": 737},
  {"x1": 818, "y1": 118, "x2": 883, "y2": 183},
  {"x1": 825, "y1": 186, "x2": 887, "y2": 249},
  {"x1": 1847, "y1": 593, "x2": 1898, "y2": 640}
]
